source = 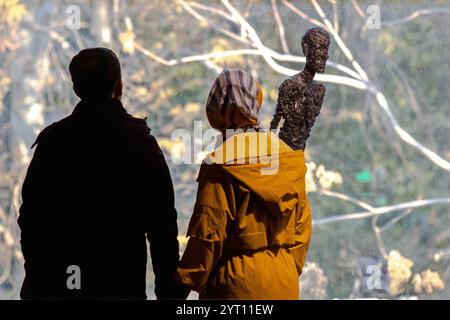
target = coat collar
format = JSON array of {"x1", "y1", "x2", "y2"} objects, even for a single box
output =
[{"x1": 72, "y1": 97, "x2": 127, "y2": 116}]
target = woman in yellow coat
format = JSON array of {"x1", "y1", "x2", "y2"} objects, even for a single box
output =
[{"x1": 175, "y1": 69, "x2": 312, "y2": 299}]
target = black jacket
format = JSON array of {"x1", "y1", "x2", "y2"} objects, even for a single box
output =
[{"x1": 18, "y1": 97, "x2": 186, "y2": 299}]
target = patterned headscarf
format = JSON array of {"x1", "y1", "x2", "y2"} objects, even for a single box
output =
[{"x1": 206, "y1": 69, "x2": 263, "y2": 130}]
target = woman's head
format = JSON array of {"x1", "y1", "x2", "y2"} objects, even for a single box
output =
[{"x1": 205, "y1": 69, "x2": 263, "y2": 131}]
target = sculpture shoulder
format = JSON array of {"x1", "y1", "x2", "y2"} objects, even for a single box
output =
[
  {"x1": 279, "y1": 76, "x2": 307, "y2": 96},
  {"x1": 312, "y1": 81, "x2": 326, "y2": 95}
]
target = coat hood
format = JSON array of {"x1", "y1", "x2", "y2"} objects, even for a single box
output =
[
  {"x1": 205, "y1": 131, "x2": 307, "y2": 219},
  {"x1": 205, "y1": 69, "x2": 262, "y2": 130}
]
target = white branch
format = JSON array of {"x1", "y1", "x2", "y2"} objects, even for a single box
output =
[
  {"x1": 187, "y1": 1, "x2": 236, "y2": 22},
  {"x1": 179, "y1": 0, "x2": 250, "y2": 45},
  {"x1": 271, "y1": 0, "x2": 290, "y2": 54},
  {"x1": 382, "y1": 8, "x2": 450, "y2": 27},
  {"x1": 313, "y1": 198, "x2": 450, "y2": 225},
  {"x1": 179, "y1": 0, "x2": 363, "y2": 80},
  {"x1": 220, "y1": 0, "x2": 364, "y2": 90},
  {"x1": 350, "y1": 0, "x2": 366, "y2": 18},
  {"x1": 318, "y1": 189, "x2": 375, "y2": 211},
  {"x1": 173, "y1": 0, "x2": 450, "y2": 171},
  {"x1": 310, "y1": 0, "x2": 369, "y2": 82},
  {"x1": 281, "y1": 0, "x2": 325, "y2": 28},
  {"x1": 134, "y1": 44, "x2": 260, "y2": 66},
  {"x1": 220, "y1": 1, "x2": 370, "y2": 88},
  {"x1": 310, "y1": 0, "x2": 450, "y2": 172},
  {"x1": 268, "y1": 50, "x2": 363, "y2": 80},
  {"x1": 137, "y1": 38, "x2": 370, "y2": 90},
  {"x1": 372, "y1": 92, "x2": 450, "y2": 171}
]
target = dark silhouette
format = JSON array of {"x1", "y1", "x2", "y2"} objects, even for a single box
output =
[{"x1": 18, "y1": 48, "x2": 187, "y2": 299}]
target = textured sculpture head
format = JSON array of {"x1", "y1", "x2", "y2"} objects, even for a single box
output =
[{"x1": 301, "y1": 27, "x2": 331, "y2": 73}]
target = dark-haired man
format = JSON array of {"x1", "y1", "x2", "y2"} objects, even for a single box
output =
[{"x1": 18, "y1": 48, "x2": 188, "y2": 299}]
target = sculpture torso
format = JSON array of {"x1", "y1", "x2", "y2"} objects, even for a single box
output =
[{"x1": 270, "y1": 72, "x2": 325, "y2": 150}]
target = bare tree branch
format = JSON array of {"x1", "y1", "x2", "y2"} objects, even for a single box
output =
[
  {"x1": 171, "y1": 0, "x2": 450, "y2": 171},
  {"x1": 187, "y1": 1, "x2": 236, "y2": 22},
  {"x1": 313, "y1": 198, "x2": 450, "y2": 225},
  {"x1": 371, "y1": 90, "x2": 450, "y2": 171},
  {"x1": 379, "y1": 208, "x2": 413, "y2": 232},
  {"x1": 372, "y1": 216, "x2": 388, "y2": 259},
  {"x1": 178, "y1": 0, "x2": 363, "y2": 80},
  {"x1": 271, "y1": 0, "x2": 290, "y2": 54},
  {"x1": 350, "y1": 0, "x2": 366, "y2": 18},
  {"x1": 0, "y1": 204, "x2": 14, "y2": 288},
  {"x1": 310, "y1": 0, "x2": 369, "y2": 81},
  {"x1": 134, "y1": 43, "x2": 260, "y2": 66},
  {"x1": 179, "y1": 0, "x2": 250, "y2": 45},
  {"x1": 317, "y1": 189, "x2": 374, "y2": 211},
  {"x1": 220, "y1": 0, "x2": 371, "y2": 92},
  {"x1": 382, "y1": 8, "x2": 450, "y2": 27},
  {"x1": 281, "y1": 0, "x2": 325, "y2": 28},
  {"x1": 330, "y1": 0, "x2": 339, "y2": 33},
  {"x1": 310, "y1": 0, "x2": 450, "y2": 172}
]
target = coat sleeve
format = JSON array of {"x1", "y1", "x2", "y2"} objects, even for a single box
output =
[
  {"x1": 19, "y1": 135, "x2": 48, "y2": 244},
  {"x1": 290, "y1": 188, "x2": 312, "y2": 276},
  {"x1": 134, "y1": 126, "x2": 188, "y2": 299},
  {"x1": 19, "y1": 129, "x2": 54, "y2": 233},
  {"x1": 18, "y1": 130, "x2": 57, "y2": 298},
  {"x1": 175, "y1": 166, "x2": 232, "y2": 293}
]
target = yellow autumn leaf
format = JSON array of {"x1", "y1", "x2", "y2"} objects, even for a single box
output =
[
  {"x1": 387, "y1": 250, "x2": 414, "y2": 296},
  {"x1": 170, "y1": 104, "x2": 183, "y2": 116},
  {"x1": 413, "y1": 269, "x2": 445, "y2": 294},
  {"x1": 136, "y1": 86, "x2": 148, "y2": 96},
  {"x1": 0, "y1": 0, "x2": 26, "y2": 26},
  {"x1": 210, "y1": 38, "x2": 243, "y2": 64},
  {"x1": 185, "y1": 102, "x2": 201, "y2": 113},
  {"x1": 118, "y1": 30, "x2": 135, "y2": 54}
]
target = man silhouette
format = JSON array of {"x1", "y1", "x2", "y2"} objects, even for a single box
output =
[{"x1": 18, "y1": 48, "x2": 188, "y2": 299}]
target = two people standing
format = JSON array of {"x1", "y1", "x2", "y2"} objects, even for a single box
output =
[{"x1": 18, "y1": 48, "x2": 311, "y2": 299}]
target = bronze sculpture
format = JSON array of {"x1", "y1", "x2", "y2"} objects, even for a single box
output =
[{"x1": 270, "y1": 27, "x2": 331, "y2": 151}]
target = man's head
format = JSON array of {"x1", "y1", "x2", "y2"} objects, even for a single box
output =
[
  {"x1": 69, "y1": 47, "x2": 122, "y2": 100},
  {"x1": 301, "y1": 27, "x2": 331, "y2": 73}
]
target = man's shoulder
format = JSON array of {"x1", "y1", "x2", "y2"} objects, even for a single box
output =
[
  {"x1": 121, "y1": 113, "x2": 157, "y2": 146},
  {"x1": 31, "y1": 115, "x2": 74, "y2": 149},
  {"x1": 120, "y1": 114, "x2": 163, "y2": 155},
  {"x1": 122, "y1": 113, "x2": 151, "y2": 134}
]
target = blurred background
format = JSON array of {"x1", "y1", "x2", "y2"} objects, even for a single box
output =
[{"x1": 0, "y1": 0, "x2": 449, "y2": 300}]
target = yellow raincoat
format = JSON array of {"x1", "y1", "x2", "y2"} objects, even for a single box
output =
[{"x1": 175, "y1": 130, "x2": 311, "y2": 299}]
